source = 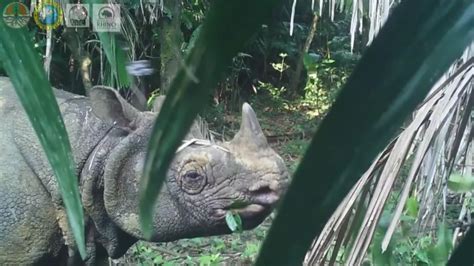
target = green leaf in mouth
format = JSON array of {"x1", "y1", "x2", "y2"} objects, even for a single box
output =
[{"x1": 225, "y1": 211, "x2": 243, "y2": 233}]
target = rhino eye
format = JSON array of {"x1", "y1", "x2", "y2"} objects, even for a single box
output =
[
  {"x1": 180, "y1": 170, "x2": 207, "y2": 194},
  {"x1": 185, "y1": 171, "x2": 200, "y2": 180}
]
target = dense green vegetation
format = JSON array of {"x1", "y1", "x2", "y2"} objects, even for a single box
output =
[{"x1": 0, "y1": 0, "x2": 472, "y2": 264}]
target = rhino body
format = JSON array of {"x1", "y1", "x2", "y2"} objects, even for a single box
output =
[{"x1": 0, "y1": 77, "x2": 288, "y2": 264}]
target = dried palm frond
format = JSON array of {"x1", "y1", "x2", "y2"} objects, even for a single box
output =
[
  {"x1": 291, "y1": 0, "x2": 400, "y2": 51},
  {"x1": 304, "y1": 44, "x2": 474, "y2": 265}
]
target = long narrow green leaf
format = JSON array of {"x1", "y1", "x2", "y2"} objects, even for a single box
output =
[
  {"x1": 0, "y1": 17, "x2": 86, "y2": 257},
  {"x1": 448, "y1": 228, "x2": 474, "y2": 266},
  {"x1": 85, "y1": 0, "x2": 131, "y2": 88},
  {"x1": 256, "y1": 0, "x2": 474, "y2": 265},
  {"x1": 139, "y1": 0, "x2": 282, "y2": 237}
]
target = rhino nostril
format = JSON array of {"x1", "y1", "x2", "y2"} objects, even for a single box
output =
[
  {"x1": 250, "y1": 185, "x2": 273, "y2": 195},
  {"x1": 248, "y1": 182, "x2": 281, "y2": 207},
  {"x1": 251, "y1": 191, "x2": 280, "y2": 206},
  {"x1": 249, "y1": 180, "x2": 280, "y2": 193}
]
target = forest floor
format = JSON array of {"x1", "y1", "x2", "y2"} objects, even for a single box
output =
[{"x1": 121, "y1": 94, "x2": 323, "y2": 265}]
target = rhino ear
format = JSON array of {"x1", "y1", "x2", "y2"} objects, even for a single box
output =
[
  {"x1": 151, "y1": 95, "x2": 166, "y2": 113},
  {"x1": 90, "y1": 86, "x2": 139, "y2": 130},
  {"x1": 230, "y1": 103, "x2": 269, "y2": 150}
]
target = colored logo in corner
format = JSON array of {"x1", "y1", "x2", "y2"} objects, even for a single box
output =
[
  {"x1": 2, "y1": 2, "x2": 30, "y2": 28},
  {"x1": 33, "y1": 1, "x2": 63, "y2": 30}
]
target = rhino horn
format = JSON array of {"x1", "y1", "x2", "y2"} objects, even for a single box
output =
[{"x1": 230, "y1": 103, "x2": 269, "y2": 150}]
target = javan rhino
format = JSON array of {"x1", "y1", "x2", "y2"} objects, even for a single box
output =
[{"x1": 0, "y1": 77, "x2": 288, "y2": 264}]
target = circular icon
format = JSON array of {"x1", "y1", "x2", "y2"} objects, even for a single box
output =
[
  {"x1": 2, "y1": 2, "x2": 30, "y2": 28},
  {"x1": 67, "y1": 4, "x2": 88, "y2": 27},
  {"x1": 33, "y1": 1, "x2": 63, "y2": 30},
  {"x1": 98, "y1": 6, "x2": 114, "y2": 19},
  {"x1": 69, "y1": 5, "x2": 87, "y2": 20}
]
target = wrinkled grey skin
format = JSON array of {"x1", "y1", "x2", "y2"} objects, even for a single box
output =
[{"x1": 0, "y1": 77, "x2": 288, "y2": 265}]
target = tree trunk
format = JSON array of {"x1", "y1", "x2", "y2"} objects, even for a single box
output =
[
  {"x1": 289, "y1": 13, "x2": 319, "y2": 94},
  {"x1": 160, "y1": 0, "x2": 184, "y2": 94}
]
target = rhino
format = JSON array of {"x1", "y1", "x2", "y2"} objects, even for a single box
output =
[{"x1": 0, "y1": 77, "x2": 288, "y2": 264}]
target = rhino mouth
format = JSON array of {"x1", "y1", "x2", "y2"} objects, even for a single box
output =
[
  {"x1": 228, "y1": 204, "x2": 266, "y2": 215},
  {"x1": 215, "y1": 190, "x2": 280, "y2": 226}
]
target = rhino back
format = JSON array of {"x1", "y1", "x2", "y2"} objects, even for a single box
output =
[
  {"x1": 0, "y1": 77, "x2": 113, "y2": 263},
  {"x1": 0, "y1": 78, "x2": 114, "y2": 201},
  {"x1": 0, "y1": 78, "x2": 64, "y2": 263}
]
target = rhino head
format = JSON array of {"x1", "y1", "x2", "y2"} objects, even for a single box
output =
[{"x1": 81, "y1": 87, "x2": 289, "y2": 257}]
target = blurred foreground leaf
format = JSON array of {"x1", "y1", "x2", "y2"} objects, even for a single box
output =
[
  {"x1": 448, "y1": 173, "x2": 474, "y2": 193},
  {"x1": 405, "y1": 196, "x2": 419, "y2": 218},
  {"x1": 0, "y1": 19, "x2": 86, "y2": 257},
  {"x1": 256, "y1": 0, "x2": 474, "y2": 265},
  {"x1": 428, "y1": 224, "x2": 452, "y2": 266},
  {"x1": 138, "y1": 0, "x2": 282, "y2": 236}
]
